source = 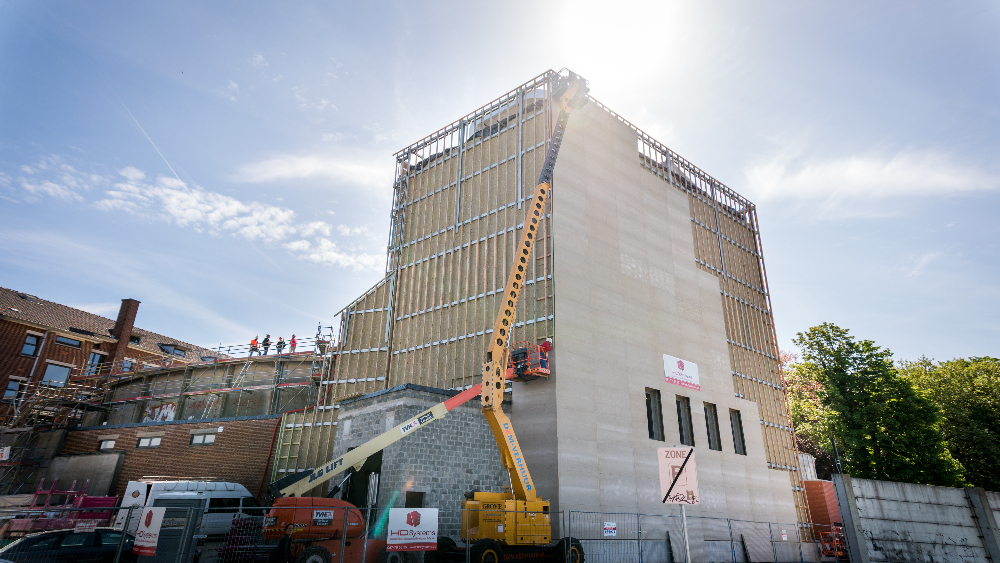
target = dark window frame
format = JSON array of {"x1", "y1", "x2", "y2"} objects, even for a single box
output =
[
  {"x1": 98, "y1": 439, "x2": 116, "y2": 450},
  {"x1": 676, "y1": 396, "x2": 695, "y2": 447},
  {"x1": 190, "y1": 433, "x2": 216, "y2": 446},
  {"x1": 730, "y1": 409, "x2": 747, "y2": 455},
  {"x1": 41, "y1": 363, "x2": 72, "y2": 387},
  {"x1": 645, "y1": 388, "x2": 665, "y2": 441},
  {"x1": 20, "y1": 334, "x2": 40, "y2": 357},
  {"x1": 136, "y1": 437, "x2": 161, "y2": 449},
  {"x1": 704, "y1": 402, "x2": 722, "y2": 451}
]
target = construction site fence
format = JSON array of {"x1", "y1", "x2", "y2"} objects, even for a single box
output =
[{"x1": 0, "y1": 504, "x2": 842, "y2": 563}]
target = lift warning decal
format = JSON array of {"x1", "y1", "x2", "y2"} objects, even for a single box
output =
[{"x1": 400, "y1": 411, "x2": 434, "y2": 436}]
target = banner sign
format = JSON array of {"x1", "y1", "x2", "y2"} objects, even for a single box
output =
[
  {"x1": 313, "y1": 510, "x2": 334, "y2": 526},
  {"x1": 387, "y1": 508, "x2": 438, "y2": 551},
  {"x1": 132, "y1": 507, "x2": 166, "y2": 556},
  {"x1": 0, "y1": 446, "x2": 10, "y2": 461},
  {"x1": 663, "y1": 355, "x2": 700, "y2": 391},
  {"x1": 658, "y1": 447, "x2": 700, "y2": 505},
  {"x1": 74, "y1": 520, "x2": 98, "y2": 533},
  {"x1": 603, "y1": 522, "x2": 617, "y2": 537},
  {"x1": 114, "y1": 481, "x2": 148, "y2": 530}
]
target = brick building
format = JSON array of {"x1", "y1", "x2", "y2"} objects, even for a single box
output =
[{"x1": 0, "y1": 287, "x2": 218, "y2": 418}]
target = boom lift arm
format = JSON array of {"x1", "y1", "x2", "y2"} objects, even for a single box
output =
[
  {"x1": 273, "y1": 71, "x2": 589, "y2": 501},
  {"x1": 479, "y1": 72, "x2": 588, "y2": 502}
]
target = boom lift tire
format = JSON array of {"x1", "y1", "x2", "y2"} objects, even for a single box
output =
[
  {"x1": 557, "y1": 537, "x2": 584, "y2": 563},
  {"x1": 297, "y1": 545, "x2": 333, "y2": 563},
  {"x1": 470, "y1": 539, "x2": 503, "y2": 563}
]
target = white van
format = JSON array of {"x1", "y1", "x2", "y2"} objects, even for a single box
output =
[{"x1": 124, "y1": 480, "x2": 263, "y2": 536}]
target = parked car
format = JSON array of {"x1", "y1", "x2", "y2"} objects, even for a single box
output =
[
  {"x1": 126, "y1": 480, "x2": 262, "y2": 536},
  {"x1": 0, "y1": 527, "x2": 137, "y2": 562}
]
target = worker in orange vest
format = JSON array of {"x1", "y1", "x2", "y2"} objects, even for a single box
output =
[
  {"x1": 539, "y1": 339, "x2": 552, "y2": 369},
  {"x1": 250, "y1": 336, "x2": 260, "y2": 357}
]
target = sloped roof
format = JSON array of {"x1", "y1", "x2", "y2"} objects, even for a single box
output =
[{"x1": 0, "y1": 286, "x2": 219, "y2": 361}]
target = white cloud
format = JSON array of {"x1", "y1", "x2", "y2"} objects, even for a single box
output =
[
  {"x1": 299, "y1": 221, "x2": 332, "y2": 236},
  {"x1": 289, "y1": 237, "x2": 381, "y2": 272},
  {"x1": 233, "y1": 154, "x2": 392, "y2": 191},
  {"x1": 118, "y1": 166, "x2": 145, "y2": 181},
  {"x1": 907, "y1": 251, "x2": 942, "y2": 278},
  {"x1": 252, "y1": 54, "x2": 268, "y2": 68},
  {"x1": 745, "y1": 151, "x2": 999, "y2": 215},
  {"x1": 283, "y1": 239, "x2": 311, "y2": 252},
  {"x1": 20, "y1": 179, "x2": 84, "y2": 202}
]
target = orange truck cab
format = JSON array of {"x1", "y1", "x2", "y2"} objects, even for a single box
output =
[{"x1": 263, "y1": 497, "x2": 386, "y2": 563}]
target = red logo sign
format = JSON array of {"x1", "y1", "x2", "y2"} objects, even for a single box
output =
[
  {"x1": 406, "y1": 511, "x2": 421, "y2": 527},
  {"x1": 145, "y1": 510, "x2": 154, "y2": 527},
  {"x1": 677, "y1": 360, "x2": 684, "y2": 371}
]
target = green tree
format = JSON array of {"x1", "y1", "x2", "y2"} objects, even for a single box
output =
[
  {"x1": 900, "y1": 357, "x2": 1000, "y2": 490},
  {"x1": 781, "y1": 351, "x2": 837, "y2": 479},
  {"x1": 792, "y1": 323, "x2": 964, "y2": 486}
]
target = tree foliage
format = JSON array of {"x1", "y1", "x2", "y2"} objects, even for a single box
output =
[
  {"x1": 791, "y1": 322, "x2": 964, "y2": 486},
  {"x1": 900, "y1": 357, "x2": 1000, "y2": 490},
  {"x1": 781, "y1": 351, "x2": 836, "y2": 479}
]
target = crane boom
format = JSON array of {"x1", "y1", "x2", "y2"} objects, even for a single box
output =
[{"x1": 480, "y1": 72, "x2": 589, "y2": 501}]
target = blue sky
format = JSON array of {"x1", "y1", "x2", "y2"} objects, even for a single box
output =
[{"x1": 1, "y1": 1, "x2": 997, "y2": 361}]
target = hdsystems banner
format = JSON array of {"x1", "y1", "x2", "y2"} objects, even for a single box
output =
[
  {"x1": 387, "y1": 508, "x2": 438, "y2": 551},
  {"x1": 132, "y1": 507, "x2": 166, "y2": 556},
  {"x1": 663, "y1": 354, "x2": 700, "y2": 391}
]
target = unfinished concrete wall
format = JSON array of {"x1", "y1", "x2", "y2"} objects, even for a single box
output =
[
  {"x1": 834, "y1": 474, "x2": 1000, "y2": 563},
  {"x1": 517, "y1": 95, "x2": 798, "y2": 527},
  {"x1": 42, "y1": 452, "x2": 123, "y2": 496}
]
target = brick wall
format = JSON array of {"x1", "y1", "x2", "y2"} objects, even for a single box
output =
[{"x1": 62, "y1": 416, "x2": 281, "y2": 498}]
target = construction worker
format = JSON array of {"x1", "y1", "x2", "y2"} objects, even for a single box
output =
[
  {"x1": 262, "y1": 334, "x2": 271, "y2": 355},
  {"x1": 289, "y1": 334, "x2": 297, "y2": 354},
  {"x1": 250, "y1": 336, "x2": 259, "y2": 357},
  {"x1": 268, "y1": 523, "x2": 295, "y2": 563},
  {"x1": 539, "y1": 339, "x2": 552, "y2": 369},
  {"x1": 276, "y1": 336, "x2": 286, "y2": 355}
]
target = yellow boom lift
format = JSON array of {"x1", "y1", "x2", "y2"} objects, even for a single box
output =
[{"x1": 267, "y1": 70, "x2": 589, "y2": 563}]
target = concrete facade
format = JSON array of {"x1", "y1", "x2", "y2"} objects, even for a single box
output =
[{"x1": 513, "y1": 99, "x2": 798, "y2": 524}]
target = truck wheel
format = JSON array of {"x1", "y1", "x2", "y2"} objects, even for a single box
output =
[
  {"x1": 297, "y1": 545, "x2": 333, "y2": 563},
  {"x1": 377, "y1": 546, "x2": 408, "y2": 563},
  {"x1": 557, "y1": 537, "x2": 584, "y2": 563},
  {"x1": 470, "y1": 539, "x2": 503, "y2": 563}
]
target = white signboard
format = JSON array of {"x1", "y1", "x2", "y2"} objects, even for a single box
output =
[
  {"x1": 663, "y1": 354, "x2": 700, "y2": 391},
  {"x1": 313, "y1": 509, "x2": 334, "y2": 526},
  {"x1": 132, "y1": 507, "x2": 166, "y2": 556},
  {"x1": 603, "y1": 522, "x2": 617, "y2": 537},
  {"x1": 387, "y1": 508, "x2": 438, "y2": 551},
  {"x1": 114, "y1": 481, "x2": 148, "y2": 530},
  {"x1": 658, "y1": 447, "x2": 700, "y2": 505},
  {"x1": 74, "y1": 520, "x2": 98, "y2": 533},
  {"x1": 0, "y1": 447, "x2": 10, "y2": 461}
]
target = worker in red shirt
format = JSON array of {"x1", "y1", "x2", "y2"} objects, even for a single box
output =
[
  {"x1": 289, "y1": 334, "x2": 297, "y2": 354},
  {"x1": 539, "y1": 339, "x2": 552, "y2": 369}
]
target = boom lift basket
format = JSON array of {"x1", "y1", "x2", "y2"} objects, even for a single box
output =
[{"x1": 506, "y1": 341, "x2": 550, "y2": 382}]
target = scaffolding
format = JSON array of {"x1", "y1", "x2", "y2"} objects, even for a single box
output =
[{"x1": 0, "y1": 333, "x2": 336, "y2": 494}]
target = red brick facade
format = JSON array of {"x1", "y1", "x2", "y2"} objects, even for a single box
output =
[{"x1": 62, "y1": 417, "x2": 281, "y2": 498}]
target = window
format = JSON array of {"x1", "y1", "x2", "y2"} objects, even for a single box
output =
[
  {"x1": 85, "y1": 352, "x2": 105, "y2": 376},
  {"x1": 137, "y1": 437, "x2": 161, "y2": 448},
  {"x1": 158, "y1": 344, "x2": 186, "y2": 357},
  {"x1": 644, "y1": 388, "x2": 665, "y2": 441},
  {"x1": 121, "y1": 359, "x2": 134, "y2": 372},
  {"x1": 59, "y1": 531, "x2": 96, "y2": 548},
  {"x1": 730, "y1": 409, "x2": 747, "y2": 455},
  {"x1": 99, "y1": 530, "x2": 132, "y2": 548},
  {"x1": 676, "y1": 396, "x2": 695, "y2": 447},
  {"x1": 25, "y1": 534, "x2": 63, "y2": 550},
  {"x1": 41, "y1": 364, "x2": 72, "y2": 387},
  {"x1": 190, "y1": 433, "x2": 216, "y2": 445},
  {"x1": 129, "y1": 335, "x2": 141, "y2": 345},
  {"x1": 98, "y1": 440, "x2": 115, "y2": 450},
  {"x1": 405, "y1": 491, "x2": 425, "y2": 508},
  {"x1": 21, "y1": 334, "x2": 39, "y2": 356},
  {"x1": 704, "y1": 402, "x2": 722, "y2": 451},
  {"x1": 208, "y1": 497, "x2": 240, "y2": 513},
  {"x1": 55, "y1": 336, "x2": 81, "y2": 348},
  {"x1": 3, "y1": 380, "x2": 23, "y2": 403}
]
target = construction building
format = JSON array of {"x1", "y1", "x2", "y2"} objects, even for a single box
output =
[
  {"x1": 2, "y1": 71, "x2": 806, "y2": 538},
  {"x1": 321, "y1": 69, "x2": 806, "y2": 527}
]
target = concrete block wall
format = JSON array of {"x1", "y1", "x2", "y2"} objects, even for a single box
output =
[{"x1": 330, "y1": 384, "x2": 510, "y2": 539}]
